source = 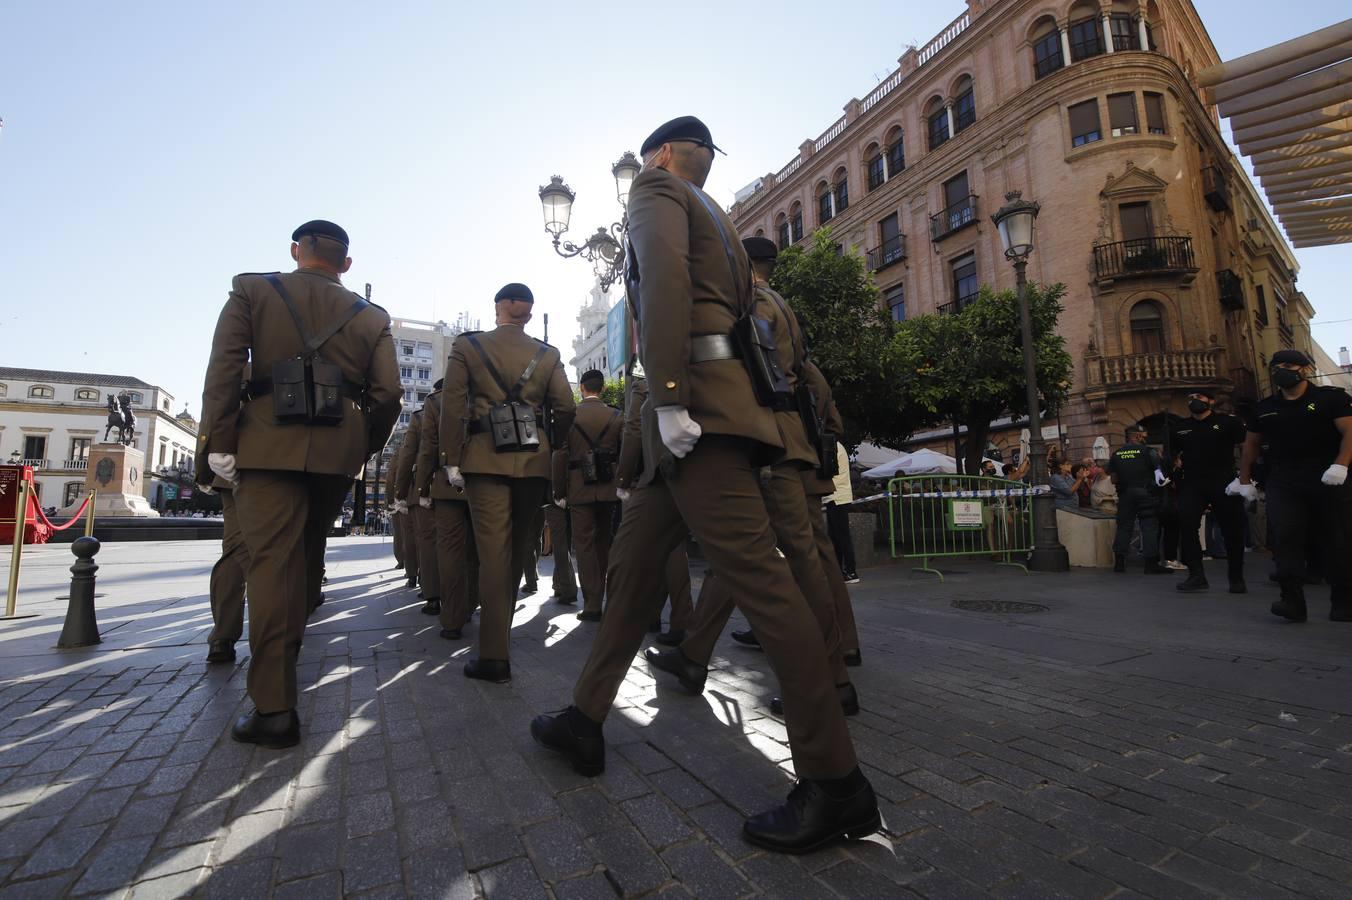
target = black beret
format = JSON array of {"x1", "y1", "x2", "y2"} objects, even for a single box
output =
[
  {"x1": 494, "y1": 283, "x2": 534, "y2": 304},
  {"x1": 742, "y1": 237, "x2": 778, "y2": 261},
  {"x1": 1126, "y1": 422, "x2": 1148, "y2": 436},
  {"x1": 640, "y1": 116, "x2": 723, "y2": 157},
  {"x1": 580, "y1": 369, "x2": 605, "y2": 384},
  {"x1": 292, "y1": 220, "x2": 349, "y2": 246},
  {"x1": 1270, "y1": 349, "x2": 1312, "y2": 367}
]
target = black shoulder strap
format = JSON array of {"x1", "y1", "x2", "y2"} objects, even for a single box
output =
[
  {"x1": 572, "y1": 411, "x2": 617, "y2": 451},
  {"x1": 465, "y1": 334, "x2": 550, "y2": 402},
  {"x1": 264, "y1": 273, "x2": 369, "y2": 357},
  {"x1": 512, "y1": 344, "x2": 551, "y2": 401},
  {"x1": 759, "y1": 286, "x2": 803, "y2": 369},
  {"x1": 683, "y1": 181, "x2": 751, "y2": 317}
]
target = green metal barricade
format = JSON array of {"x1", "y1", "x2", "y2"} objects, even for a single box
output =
[{"x1": 886, "y1": 475, "x2": 1034, "y2": 581}]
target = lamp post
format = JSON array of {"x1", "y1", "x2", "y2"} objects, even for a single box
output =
[
  {"x1": 991, "y1": 190, "x2": 1069, "y2": 572},
  {"x1": 538, "y1": 151, "x2": 641, "y2": 292}
]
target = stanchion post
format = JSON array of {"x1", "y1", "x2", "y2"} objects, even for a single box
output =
[
  {"x1": 84, "y1": 490, "x2": 96, "y2": 538},
  {"x1": 4, "y1": 475, "x2": 30, "y2": 618},
  {"x1": 57, "y1": 536, "x2": 102, "y2": 648}
]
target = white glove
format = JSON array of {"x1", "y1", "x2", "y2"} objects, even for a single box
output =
[
  {"x1": 554, "y1": 497, "x2": 567, "y2": 509},
  {"x1": 616, "y1": 488, "x2": 631, "y2": 502},
  {"x1": 445, "y1": 466, "x2": 465, "y2": 489},
  {"x1": 656, "y1": 406, "x2": 702, "y2": 458},
  {"x1": 1225, "y1": 478, "x2": 1259, "y2": 502},
  {"x1": 1154, "y1": 469, "x2": 1167, "y2": 487},
  {"x1": 199, "y1": 484, "x2": 216, "y2": 496},
  {"x1": 418, "y1": 496, "x2": 432, "y2": 508},
  {"x1": 393, "y1": 500, "x2": 408, "y2": 515},
  {"x1": 208, "y1": 453, "x2": 238, "y2": 484},
  {"x1": 1322, "y1": 464, "x2": 1348, "y2": 486}
]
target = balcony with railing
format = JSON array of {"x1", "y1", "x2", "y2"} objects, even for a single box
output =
[
  {"x1": 929, "y1": 195, "x2": 978, "y2": 241},
  {"x1": 61, "y1": 459, "x2": 90, "y2": 471},
  {"x1": 1203, "y1": 165, "x2": 1231, "y2": 212},
  {"x1": 1084, "y1": 348, "x2": 1224, "y2": 393},
  {"x1": 866, "y1": 234, "x2": 907, "y2": 271},
  {"x1": 17, "y1": 458, "x2": 49, "y2": 469},
  {"x1": 937, "y1": 291, "x2": 979, "y2": 316},
  {"x1": 1092, "y1": 236, "x2": 1196, "y2": 281},
  {"x1": 1217, "y1": 269, "x2": 1244, "y2": 311}
]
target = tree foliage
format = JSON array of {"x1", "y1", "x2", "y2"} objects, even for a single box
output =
[{"x1": 575, "y1": 379, "x2": 627, "y2": 410}]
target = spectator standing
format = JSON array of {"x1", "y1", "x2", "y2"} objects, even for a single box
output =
[
  {"x1": 1107, "y1": 423, "x2": 1170, "y2": 575},
  {"x1": 824, "y1": 443, "x2": 858, "y2": 583}
]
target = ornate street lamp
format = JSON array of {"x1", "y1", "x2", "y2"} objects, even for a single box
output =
[
  {"x1": 991, "y1": 190, "x2": 1069, "y2": 572},
  {"x1": 537, "y1": 152, "x2": 638, "y2": 292}
]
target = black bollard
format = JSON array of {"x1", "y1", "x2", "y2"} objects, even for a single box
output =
[{"x1": 58, "y1": 536, "x2": 102, "y2": 648}]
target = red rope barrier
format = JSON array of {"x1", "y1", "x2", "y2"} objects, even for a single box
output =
[{"x1": 28, "y1": 478, "x2": 93, "y2": 532}]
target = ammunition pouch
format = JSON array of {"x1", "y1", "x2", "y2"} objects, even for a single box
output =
[
  {"x1": 465, "y1": 334, "x2": 551, "y2": 454},
  {"x1": 570, "y1": 415, "x2": 618, "y2": 485},
  {"x1": 731, "y1": 314, "x2": 792, "y2": 409}
]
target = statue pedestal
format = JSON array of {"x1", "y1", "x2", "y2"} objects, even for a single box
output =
[{"x1": 84, "y1": 444, "x2": 159, "y2": 518}]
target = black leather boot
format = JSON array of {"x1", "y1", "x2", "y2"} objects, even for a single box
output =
[
  {"x1": 464, "y1": 658, "x2": 512, "y2": 683},
  {"x1": 420, "y1": 598, "x2": 441, "y2": 616},
  {"x1": 730, "y1": 629, "x2": 761, "y2": 648},
  {"x1": 531, "y1": 706, "x2": 605, "y2": 776},
  {"x1": 576, "y1": 610, "x2": 602, "y2": 622},
  {"x1": 206, "y1": 641, "x2": 236, "y2": 664},
  {"x1": 1228, "y1": 575, "x2": 1248, "y2": 594},
  {"x1": 770, "y1": 683, "x2": 860, "y2": 717},
  {"x1": 1176, "y1": 574, "x2": 1209, "y2": 592},
  {"x1": 231, "y1": 709, "x2": 300, "y2": 749},
  {"x1": 1113, "y1": 554, "x2": 1125, "y2": 573},
  {"x1": 655, "y1": 630, "x2": 685, "y2": 646},
  {"x1": 743, "y1": 767, "x2": 881, "y2": 854},
  {"x1": 643, "y1": 646, "x2": 707, "y2": 694},
  {"x1": 1271, "y1": 581, "x2": 1308, "y2": 622}
]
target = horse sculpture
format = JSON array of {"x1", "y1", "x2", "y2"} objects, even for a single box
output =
[
  {"x1": 103, "y1": 393, "x2": 136, "y2": 445},
  {"x1": 104, "y1": 395, "x2": 123, "y2": 442}
]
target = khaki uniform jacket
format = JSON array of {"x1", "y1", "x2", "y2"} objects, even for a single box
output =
[
  {"x1": 553, "y1": 397, "x2": 623, "y2": 504},
  {"x1": 801, "y1": 361, "x2": 845, "y2": 497},
  {"x1": 394, "y1": 409, "x2": 423, "y2": 504},
  {"x1": 626, "y1": 166, "x2": 782, "y2": 486},
  {"x1": 202, "y1": 268, "x2": 401, "y2": 476},
  {"x1": 616, "y1": 376, "x2": 646, "y2": 490},
  {"x1": 439, "y1": 324, "x2": 575, "y2": 478},
  {"x1": 416, "y1": 390, "x2": 467, "y2": 501},
  {"x1": 756, "y1": 284, "x2": 817, "y2": 470}
]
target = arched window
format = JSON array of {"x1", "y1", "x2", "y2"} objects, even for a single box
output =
[
  {"x1": 789, "y1": 202, "x2": 804, "y2": 243},
  {"x1": 29, "y1": 385, "x2": 54, "y2": 399},
  {"x1": 1068, "y1": 1, "x2": 1105, "y2": 61},
  {"x1": 75, "y1": 388, "x2": 99, "y2": 402},
  {"x1": 925, "y1": 97, "x2": 950, "y2": 150},
  {"x1": 833, "y1": 167, "x2": 849, "y2": 213},
  {"x1": 1031, "y1": 16, "x2": 1064, "y2": 79},
  {"x1": 817, "y1": 180, "x2": 835, "y2": 225},
  {"x1": 1129, "y1": 300, "x2": 1165, "y2": 354},
  {"x1": 775, "y1": 213, "x2": 790, "y2": 250},
  {"x1": 884, "y1": 128, "x2": 905, "y2": 178},
  {"x1": 864, "y1": 142, "x2": 885, "y2": 191},
  {"x1": 953, "y1": 77, "x2": 976, "y2": 133}
]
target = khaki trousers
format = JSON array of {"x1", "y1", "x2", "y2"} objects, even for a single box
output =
[
  {"x1": 208, "y1": 489, "x2": 248, "y2": 645},
  {"x1": 391, "y1": 509, "x2": 406, "y2": 566},
  {"x1": 305, "y1": 482, "x2": 349, "y2": 615},
  {"x1": 660, "y1": 545, "x2": 693, "y2": 631},
  {"x1": 521, "y1": 505, "x2": 543, "y2": 589},
  {"x1": 680, "y1": 463, "x2": 848, "y2": 685},
  {"x1": 465, "y1": 475, "x2": 547, "y2": 661},
  {"x1": 413, "y1": 503, "x2": 441, "y2": 601},
  {"x1": 809, "y1": 497, "x2": 860, "y2": 654},
  {"x1": 433, "y1": 498, "x2": 479, "y2": 630},
  {"x1": 400, "y1": 510, "x2": 420, "y2": 584},
  {"x1": 573, "y1": 501, "x2": 617, "y2": 613},
  {"x1": 546, "y1": 503, "x2": 576, "y2": 598},
  {"x1": 573, "y1": 437, "x2": 857, "y2": 779},
  {"x1": 233, "y1": 470, "x2": 351, "y2": 713}
]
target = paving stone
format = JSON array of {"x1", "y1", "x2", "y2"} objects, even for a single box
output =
[
  {"x1": 661, "y1": 842, "x2": 749, "y2": 898},
  {"x1": 70, "y1": 834, "x2": 156, "y2": 896},
  {"x1": 404, "y1": 845, "x2": 476, "y2": 900},
  {"x1": 272, "y1": 871, "x2": 342, "y2": 899},
  {"x1": 219, "y1": 808, "x2": 285, "y2": 861},
  {"x1": 343, "y1": 830, "x2": 402, "y2": 893},
  {"x1": 588, "y1": 826, "x2": 669, "y2": 896},
  {"x1": 478, "y1": 856, "x2": 547, "y2": 899},
  {"x1": 347, "y1": 790, "x2": 395, "y2": 838},
  {"x1": 522, "y1": 817, "x2": 596, "y2": 882},
  {"x1": 553, "y1": 871, "x2": 618, "y2": 900},
  {"x1": 15, "y1": 822, "x2": 106, "y2": 878},
  {"x1": 458, "y1": 821, "x2": 523, "y2": 872},
  {"x1": 276, "y1": 822, "x2": 342, "y2": 882},
  {"x1": 620, "y1": 794, "x2": 692, "y2": 849},
  {"x1": 0, "y1": 873, "x2": 78, "y2": 898},
  {"x1": 649, "y1": 768, "x2": 716, "y2": 810}
]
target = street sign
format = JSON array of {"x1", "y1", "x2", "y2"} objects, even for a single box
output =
[
  {"x1": 606, "y1": 299, "x2": 628, "y2": 380},
  {"x1": 162, "y1": 484, "x2": 178, "y2": 501}
]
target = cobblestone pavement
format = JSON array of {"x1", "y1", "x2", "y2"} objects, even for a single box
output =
[{"x1": 2, "y1": 537, "x2": 1352, "y2": 897}]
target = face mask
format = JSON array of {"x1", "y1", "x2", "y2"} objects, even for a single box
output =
[
  {"x1": 1272, "y1": 368, "x2": 1302, "y2": 389},
  {"x1": 1188, "y1": 399, "x2": 1210, "y2": 414}
]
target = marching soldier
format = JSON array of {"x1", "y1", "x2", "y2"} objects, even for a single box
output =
[
  {"x1": 195, "y1": 422, "x2": 246, "y2": 665},
  {"x1": 1172, "y1": 390, "x2": 1248, "y2": 593},
  {"x1": 391, "y1": 433, "x2": 418, "y2": 587},
  {"x1": 554, "y1": 369, "x2": 623, "y2": 619},
  {"x1": 384, "y1": 453, "x2": 404, "y2": 569},
  {"x1": 416, "y1": 378, "x2": 480, "y2": 638},
  {"x1": 1107, "y1": 423, "x2": 1170, "y2": 575},
  {"x1": 544, "y1": 492, "x2": 578, "y2": 602},
  {"x1": 439, "y1": 283, "x2": 574, "y2": 682},
  {"x1": 532, "y1": 117, "x2": 877, "y2": 853},
  {"x1": 396, "y1": 404, "x2": 441, "y2": 614},
  {"x1": 201, "y1": 220, "x2": 400, "y2": 748}
]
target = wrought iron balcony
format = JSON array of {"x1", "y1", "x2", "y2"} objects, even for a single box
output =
[
  {"x1": 1092, "y1": 236, "x2": 1196, "y2": 281},
  {"x1": 866, "y1": 235, "x2": 907, "y2": 271},
  {"x1": 929, "y1": 194, "x2": 979, "y2": 241},
  {"x1": 937, "y1": 291, "x2": 980, "y2": 316},
  {"x1": 1084, "y1": 349, "x2": 1222, "y2": 393},
  {"x1": 1217, "y1": 269, "x2": 1244, "y2": 311}
]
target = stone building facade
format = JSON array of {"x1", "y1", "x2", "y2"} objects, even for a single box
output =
[
  {"x1": 729, "y1": 0, "x2": 1325, "y2": 457},
  {"x1": 569, "y1": 283, "x2": 616, "y2": 382}
]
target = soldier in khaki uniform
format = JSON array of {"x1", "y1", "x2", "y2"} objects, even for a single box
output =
[
  {"x1": 384, "y1": 457, "x2": 404, "y2": 570},
  {"x1": 395, "y1": 405, "x2": 441, "y2": 614},
  {"x1": 416, "y1": 378, "x2": 480, "y2": 638},
  {"x1": 647, "y1": 238, "x2": 856, "y2": 714},
  {"x1": 532, "y1": 118, "x2": 877, "y2": 853},
  {"x1": 201, "y1": 220, "x2": 401, "y2": 748},
  {"x1": 439, "y1": 283, "x2": 574, "y2": 683},
  {"x1": 391, "y1": 433, "x2": 418, "y2": 586},
  {"x1": 195, "y1": 425, "x2": 246, "y2": 665},
  {"x1": 553, "y1": 369, "x2": 622, "y2": 618},
  {"x1": 615, "y1": 366, "x2": 692, "y2": 637}
]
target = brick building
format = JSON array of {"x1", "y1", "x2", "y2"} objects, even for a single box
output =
[{"x1": 729, "y1": 0, "x2": 1327, "y2": 457}]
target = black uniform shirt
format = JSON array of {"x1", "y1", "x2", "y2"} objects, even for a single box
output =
[
  {"x1": 1107, "y1": 441, "x2": 1160, "y2": 490},
  {"x1": 1171, "y1": 414, "x2": 1245, "y2": 481},
  {"x1": 1248, "y1": 386, "x2": 1352, "y2": 467}
]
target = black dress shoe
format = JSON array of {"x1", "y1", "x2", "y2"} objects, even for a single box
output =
[
  {"x1": 1229, "y1": 577, "x2": 1248, "y2": 594},
  {"x1": 231, "y1": 709, "x2": 300, "y2": 749},
  {"x1": 842, "y1": 649, "x2": 862, "y2": 668},
  {"x1": 553, "y1": 594, "x2": 578, "y2": 605},
  {"x1": 770, "y1": 683, "x2": 860, "y2": 717},
  {"x1": 394, "y1": 562, "x2": 404, "y2": 570},
  {"x1": 1270, "y1": 600, "x2": 1308, "y2": 622},
  {"x1": 406, "y1": 577, "x2": 418, "y2": 590},
  {"x1": 206, "y1": 641, "x2": 235, "y2": 664},
  {"x1": 1176, "y1": 575, "x2": 1209, "y2": 592},
  {"x1": 743, "y1": 768, "x2": 880, "y2": 854},
  {"x1": 577, "y1": 610, "x2": 602, "y2": 622},
  {"x1": 655, "y1": 630, "x2": 685, "y2": 646},
  {"x1": 464, "y1": 658, "x2": 512, "y2": 683},
  {"x1": 730, "y1": 629, "x2": 761, "y2": 648},
  {"x1": 530, "y1": 706, "x2": 605, "y2": 776},
  {"x1": 421, "y1": 598, "x2": 442, "y2": 616},
  {"x1": 522, "y1": 582, "x2": 538, "y2": 595},
  {"x1": 643, "y1": 646, "x2": 706, "y2": 694},
  {"x1": 439, "y1": 627, "x2": 462, "y2": 640}
]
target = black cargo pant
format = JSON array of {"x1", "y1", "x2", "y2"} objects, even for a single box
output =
[
  {"x1": 1266, "y1": 467, "x2": 1352, "y2": 612},
  {"x1": 1179, "y1": 476, "x2": 1245, "y2": 579},
  {"x1": 1113, "y1": 487, "x2": 1160, "y2": 562}
]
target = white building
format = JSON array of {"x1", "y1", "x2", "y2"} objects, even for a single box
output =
[
  {"x1": 0, "y1": 368, "x2": 198, "y2": 509},
  {"x1": 569, "y1": 282, "x2": 615, "y2": 381}
]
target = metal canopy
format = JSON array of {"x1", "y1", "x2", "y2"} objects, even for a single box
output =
[{"x1": 1199, "y1": 20, "x2": 1352, "y2": 248}]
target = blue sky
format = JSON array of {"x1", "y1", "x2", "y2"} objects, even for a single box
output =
[{"x1": 1, "y1": 0, "x2": 1347, "y2": 415}]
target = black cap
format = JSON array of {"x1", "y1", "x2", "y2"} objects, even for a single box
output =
[
  {"x1": 494, "y1": 283, "x2": 534, "y2": 304},
  {"x1": 1126, "y1": 422, "x2": 1148, "y2": 436},
  {"x1": 291, "y1": 220, "x2": 349, "y2": 247},
  {"x1": 640, "y1": 116, "x2": 723, "y2": 157},
  {"x1": 1271, "y1": 349, "x2": 1312, "y2": 367},
  {"x1": 742, "y1": 237, "x2": 778, "y2": 261}
]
